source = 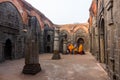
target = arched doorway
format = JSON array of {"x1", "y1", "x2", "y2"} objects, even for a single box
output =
[
  {"x1": 4, "y1": 39, "x2": 12, "y2": 60},
  {"x1": 100, "y1": 18, "x2": 105, "y2": 63},
  {"x1": 77, "y1": 38, "x2": 84, "y2": 46},
  {"x1": 0, "y1": 2, "x2": 23, "y2": 61},
  {"x1": 47, "y1": 46, "x2": 50, "y2": 53},
  {"x1": 47, "y1": 35, "x2": 51, "y2": 42}
]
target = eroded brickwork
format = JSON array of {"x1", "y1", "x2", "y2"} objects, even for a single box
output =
[
  {"x1": 0, "y1": 0, "x2": 54, "y2": 62},
  {"x1": 89, "y1": 0, "x2": 120, "y2": 80},
  {"x1": 59, "y1": 23, "x2": 89, "y2": 53}
]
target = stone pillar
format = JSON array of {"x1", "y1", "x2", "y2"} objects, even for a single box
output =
[
  {"x1": 22, "y1": 39, "x2": 41, "y2": 75},
  {"x1": 63, "y1": 40, "x2": 67, "y2": 54},
  {"x1": 40, "y1": 30, "x2": 44, "y2": 53},
  {"x1": 52, "y1": 27, "x2": 61, "y2": 60},
  {"x1": 22, "y1": 16, "x2": 41, "y2": 75}
]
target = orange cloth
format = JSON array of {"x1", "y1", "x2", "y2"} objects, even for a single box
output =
[
  {"x1": 68, "y1": 44, "x2": 74, "y2": 52},
  {"x1": 74, "y1": 47, "x2": 78, "y2": 54},
  {"x1": 78, "y1": 44, "x2": 83, "y2": 53},
  {"x1": 74, "y1": 48, "x2": 77, "y2": 52}
]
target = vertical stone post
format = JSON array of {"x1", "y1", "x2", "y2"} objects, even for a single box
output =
[
  {"x1": 40, "y1": 30, "x2": 44, "y2": 53},
  {"x1": 22, "y1": 16, "x2": 41, "y2": 75},
  {"x1": 52, "y1": 27, "x2": 61, "y2": 60},
  {"x1": 63, "y1": 40, "x2": 67, "y2": 54}
]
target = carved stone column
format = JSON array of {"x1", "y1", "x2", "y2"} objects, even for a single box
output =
[
  {"x1": 22, "y1": 16, "x2": 41, "y2": 75},
  {"x1": 22, "y1": 39, "x2": 41, "y2": 75},
  {"x1": 52, "y1": 27, "x2": 61, "y2": 60}
]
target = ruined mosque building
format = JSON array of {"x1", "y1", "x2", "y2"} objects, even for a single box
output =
[{"x1": 0, "y1": 0, "x2": 120, "y2": 80}]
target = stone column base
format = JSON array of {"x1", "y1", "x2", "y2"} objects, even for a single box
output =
[
  {"x1": 22, "y1": 64, "x2": 41, "y2": 75},
  {"x1": 63, "y1": 52, "x2": 67, "y2": 55},
  {"x1": 52, "y1": 50, "x2": 61, "y2": 60}
]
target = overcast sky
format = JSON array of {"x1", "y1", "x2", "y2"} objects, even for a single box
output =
[{"x1": 25, "y1": 0, "x2": 92, "y2": 25}]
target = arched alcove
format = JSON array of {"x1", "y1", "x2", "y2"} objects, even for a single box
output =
[
  {"x1": 0, "y1": 2, "x2": 23, "y2": 61},
  {"x1": 46, "y1": 46, "x2": 50, "y2": 53},
  {"x1": 77, "y1": 38, "x2": 84, "y2": 45},
  {"x1": 43, "y1": 24, "x2": 54, "y2": 53},
  {"x1": 4, "y1": 39, "x2": 12, "y2": 60},
  {"x1": 99, "y1": 18, "x2": 105, "y2": 63},
  {"x1": 47, "y1": 35, "x2": 51, "y2": 42}
]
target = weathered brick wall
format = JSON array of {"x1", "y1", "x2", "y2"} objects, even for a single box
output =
[
  {"x1": 0, "y1": 0, "x2": 54, "y2": 28},
  {"x1": 112, "y1": 0, "x2": 120, "y2": 80},
  {"x1": 88, "y1": 0, "x2": 98, "y2": 59},
  {"x1": 59, "y1": 24, "x2": 89, "y2": 52},
  {"x1": 104, "y1": 0, "x2": 120, "y2": 80},
  {"x1": 89, "y1": 0, "x2": 120, "y2": 80},
  {"x1": 0, "y1": 2, "x2": 24, "y2": 61},
  {"x1": 90, "y1": 0, "x2": 120, "y2": 80},
  {"x1": 0, "y1": 0, "x2": 55, "y2": 62}
]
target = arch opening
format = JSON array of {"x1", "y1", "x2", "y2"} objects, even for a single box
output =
[
  {"x1": 4, "y1": 39, "x2": 12, "y2": 60},
  {"x1": 46, "y1": 46, "x2": 50, "y2": 53},
  {"x1": 77, "y1": 38, "x2": 84, "y2": 46},
  {"x1": 0, "y1": 2, "x2": 24, "y2": 61},
  {"x1": 99, "y1": 18, "x2": 105, "y2": 63},
  {"x1": 47, "y1": 35, "x2": 51, "y2": 42}
]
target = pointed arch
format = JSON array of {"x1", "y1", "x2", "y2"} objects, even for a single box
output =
[
  {"x1": 0, "y1": 1, "x2": 25, "y2": 24},
  {"x1": 60, "y1": 30, "x2": 70, "y2": 40},
  {"x1": 4, "y1": 39, "x2": 12, "y2": 60}
]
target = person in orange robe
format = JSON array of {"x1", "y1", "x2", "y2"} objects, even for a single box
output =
[
  {"x1": 68, "y1": 44, "x2": 74, "y2": 54},
  {"x1": 73, "y1": 47, "x2": 77, "y2": 54},
  {"x1": 78, "y1": 44, "x2": 85, "y2": 55}
]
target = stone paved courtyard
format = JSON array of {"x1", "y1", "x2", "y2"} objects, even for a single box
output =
[{"x1": 0, "y1": 52, "x2": 108, "y2": 80}]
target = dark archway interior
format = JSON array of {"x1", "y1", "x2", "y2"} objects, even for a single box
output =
[
  {"x1": 4, "y1": 39, "x2": 12, "y2": 60},
  {"x1": 77, "y1": 38, "x2": 84, "y2": 46},
  {"x1": 101, "y1": 19, "x2": 105, "y2": 35},
  {"x1": 47, "y1": 35, "x2": 51, "y2": 42},
  {"x1": 100, "y1": 18, "x2": 105, "y2": 63},
  {"x1": 60, "y1": 39, "x2": 63, "y2": 53},
  {"x1": 46, "y1": 46, "x2": 50, "y2": 53}
]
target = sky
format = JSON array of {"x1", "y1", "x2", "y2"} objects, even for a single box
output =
[{"x1": 25, "y1": 0, "x2": 92, "y2": 25}]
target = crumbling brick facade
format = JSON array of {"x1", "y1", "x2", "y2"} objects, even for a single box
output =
[
  {"x1": 0, "y1": 0, "x2": 54, "y2": 62},
  {"x1": 59, "y1": 23, "x2": 89, "y2": 53},
  {"x1": 89, "y1": 0, "x2": 120, "y2": 80}
]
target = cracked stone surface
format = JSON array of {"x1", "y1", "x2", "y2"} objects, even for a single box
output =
[{"x1": 0, "y1": 52, "x2": 108, "y2": 80}]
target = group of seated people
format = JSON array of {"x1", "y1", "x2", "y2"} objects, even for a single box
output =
[{"x1": 67, "y1": 43, "x2": 85, "y2": 55}]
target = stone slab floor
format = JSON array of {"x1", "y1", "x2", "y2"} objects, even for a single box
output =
[{"x1": 0, "y1": 52, "x2": 108, "y2": 80}]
